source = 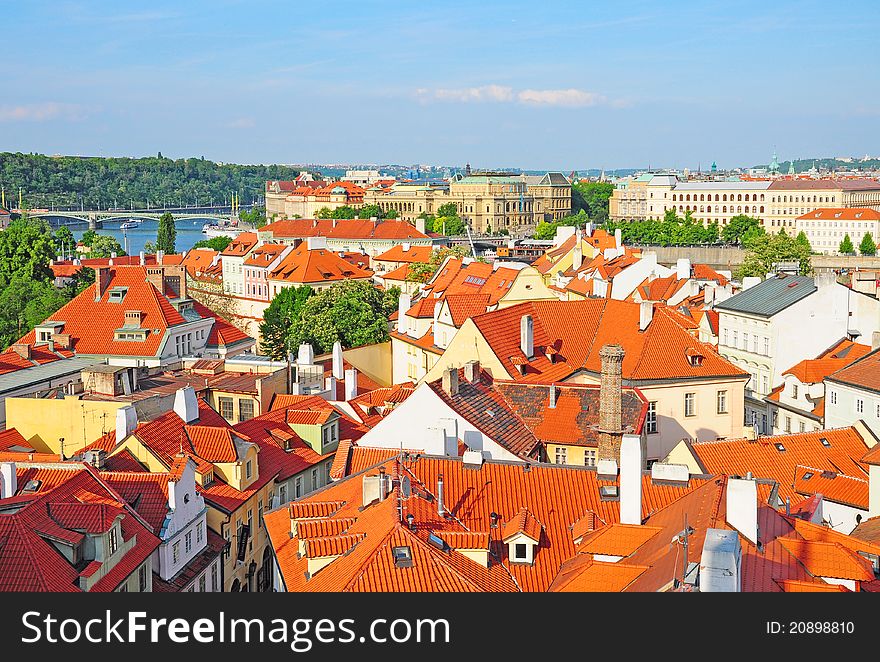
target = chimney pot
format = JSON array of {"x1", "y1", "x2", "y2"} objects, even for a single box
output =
[
  {"x1": 331, "y1": 341, "x2": 344, "y2": 380},
  {"x1": 437, "y1": 473, "x2": 445, "y2": 517},
  {"x1": 639, "y1": 301, "x2": 654, "y2": 331},
  {"x1": 726, "y1": 477, "x2": 759, "y2": 545},
  {"x1": 598, "y1": 344, "x2": 626, "y2": 462},
  {"x1": 463, "y1": 360, "x2": 481, "y2": 383},
  {"x1": 397, "y1": 293, "x2": 411, "y2": 334},
  {"x1": 548, "y1": 384, "x2": 557, "y2": 409},
  {"x1": 520, "y1": 314, "x2": 534, "y2": 359},
  {"x1": 619, "y1": 435, "x2": 643, "y2": 525},
  {"x1": 441, "y1": 367, "x2": 459, "y2": 397},
  {"x1": 344, "y1": 368, "x2": 358, "y2": 401}
]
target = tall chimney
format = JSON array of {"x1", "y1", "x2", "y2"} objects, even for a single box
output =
[
  {"x1": 0, "y1": 462, "x2": 17, "y2": 499},
  {"x1": 726, "y1": 477, "x2": 758, "y2": 546},
  {"x1": 676, "y1": 258, "x2": 691, "y2": 281},
  {"x1": 872, "y1": 331, "x2": 880, "y2": 352},
  {"x1": 619, "y1": 434, "x2": 643, "y2": 525},
  {"x1": 520, "y1": 314, "x2": 534, "y2": 359},
  {"x1": 463, "y1": 359, "x2": 481, "y2": 383},
  {"x1": 397, "y1": 292, "x2": 411, "y2": 334},
  {"x1": 598, "y1": 344, "x2": 626, "y2": 462},
  {"x1": 94, "y1": 266, "x2": 111, "y2": 301},
  {"x1": 332, "y1": 341, "x2": 344, "y2": 380},
  {"x1": 344, "y1": 368, "x2": 358, "y2": 400},
  {"x1": 549, "y1": 384, "x2": 558, "y2": 409},
  {"x1": 572, "y1": 243, "x2": 583, "y2": 272},
  {"x1": 415, "y1": 217, "x2": 426, "y2": 234},
  {"x1": 639, "y1": 301, "x2": 654, "y2": 331},
  {"x1": 441, "y1": 367, "x2": 459, "y2": 397},
  {"x1": 437, "y1": 473, "x2": 445, "y2": 517}
]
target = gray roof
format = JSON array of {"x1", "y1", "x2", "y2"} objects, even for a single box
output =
[
  {"x1": 715, "y1": 275, "x2": 816, "y2": 317},
  {"x1": 0, "y1": 356, "x2": 102, "y2": 395}
]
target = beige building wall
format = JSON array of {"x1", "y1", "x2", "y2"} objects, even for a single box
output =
[
  {"x1": 6, "y1": 396, "x2": 125, "y2": 455},
  {"x1": 422, "y1": 319, "x2": 510, "y2": 383},
  {"x1": 344, "y1": 341, "x2": 393, "y2": 387},
  {"x1": 563, "y1": 374, "x2": 747, "y2": 461}
]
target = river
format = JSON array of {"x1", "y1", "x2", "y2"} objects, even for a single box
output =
[{"x1": 71, "y1": 218, "x2": 216, "y2": 256}]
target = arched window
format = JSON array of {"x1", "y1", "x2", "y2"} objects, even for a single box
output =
[
  {"x1": 722, "y1": 206, "x2": 727, "y2": 213},
  {"x1": 700, "y1": 206, "x2": 704, "y2": 212},
  {"x1": 737, "y1": 194, "x2": 742, "y2": 201},
  {"x1": 737, "y1": 206, "x2": 742, "y2": 213},
  {"x1": 700, "y1": 194, "x2": 705, "y2": 201},
  {"x1": 715, "y1": 194, "x2": 720, "y2": 201},
  {"x1": 760, "y1": 194, "x2": 765, "y2": 201},
  {"x1": 723, "y1": 194, "x2": 728, "y2": 201},
  {"x1": 672, "y1": 194, "x2": 677, "y2": 201}
]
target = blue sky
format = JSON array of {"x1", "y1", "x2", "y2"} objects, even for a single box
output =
[{"x1": 2, "y1": 0, "x2": 878, "y2": 170}]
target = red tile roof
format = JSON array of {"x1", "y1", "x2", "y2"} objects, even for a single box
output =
[
  {"x1": 260, "y1": 218, "x2": 430, "y2": 241},
  {"x1": 14, "y1": 265, "x2": 249, "y2": 357},
  {"x1": 243, "y1": 243, "x2": 288, "y2": 267},
  {"x1": 220, "y1": 232, "x2": 258, "y2": 256},
  {"x1": 576, "y1": 524, "x2": 663, "y2": 557},
  {"x1": 264, "y1": 454, "x2": 710, "y2": 592},
  {"x1": 777, "y1": 537, "x2": 874, "y2": 581},
  {"x1": 0, "y1": 465, "x2": 160, "y2": 592},
  {"x1": 501, "y1": 507, "x2": 543, "y2": 542},
  {"x1": 441, "y1": 294, "x2": 492, "y2": 326},
  {"x1": 374, "y1": 244, "x2": 433, "y2": 264},
  {"x1": 826, "y1": 347, "x2": 880, "y2": 394},
  {"x1": 798, "y1": 208, "x2": 880, "y2": 221},
  {"x1": 269, "y1": 242, "x2": 373, "y2": 284},
  {"x1": 0, "y1": 342, "x2": 75, "y2": 376},
  {"x1": 686, "y1": 427, "x2": 871, "y2": 508},
  {"x1": 468, "y1": 299, "x2": 747, "y2": 383},
  {"x1": 793, "y1": 466, "x2": 868, "y2": 509}
]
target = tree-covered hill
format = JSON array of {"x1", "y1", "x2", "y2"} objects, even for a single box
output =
[{"x1": 0, "y1": 152, "x2": 303, "y2": 209}]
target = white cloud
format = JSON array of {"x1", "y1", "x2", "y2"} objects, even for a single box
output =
[
  {"x1": 416, "y1": 85, "x2": 618, "y2": 108},
  {"x1": 418, "y1": 85, "x2": 513, "y2": 103},
  {"x1": 0, "y1": 102, "x2": 87, "y2": 122},
  {"x1": 517, "y1": 88, "x2": 606, "y2": 107}
]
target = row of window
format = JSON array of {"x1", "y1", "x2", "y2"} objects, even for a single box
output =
[
  {"x1": 644, "y1": 391, "x2": 729, "y2": 434},
  {"x1": 672, "y1": 193, "x2": 765, "y2": 202},
  {"x1": 721, "y1": 329, "x2": 771, "y2": 356},
  {"x1": 553, "y1": 447, "x2": 597, "y2": 466},
  {"x1": 219, "y1": 397, "x2": 255, "y2": 422}
]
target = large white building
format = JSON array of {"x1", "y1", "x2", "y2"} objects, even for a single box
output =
[
  {"x1": 825, "y1": 344, "x2": 880, "y2": 438},
  {"x1": 716, "y1": 273, "x2": 880, "y2": 432},
  {"x1": 796, "y1": 207, "x2": 880, "y2": 254},
  {"x1": 610, "y1": 174, "x2": 880, "y2": 233}
]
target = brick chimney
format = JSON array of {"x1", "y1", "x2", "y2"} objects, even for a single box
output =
[
  {"x1": 597, "y1": 344, "x2": 626, "y2": 462},
  {"x1": 11, "y1": 343, "x2": 31, "y2": 360},
  {"x1": 441, "y1": 367, "x2": 459, "y2": 397},
  {"x1": 463, "y1": 359, "x2": 481, "y2": 383},
  {"x1": 94, "y1": 266, "x2": 112, "y2": 301},
  {"x1": 145, "y1": 267, "x2": 165, "y2": 295}
]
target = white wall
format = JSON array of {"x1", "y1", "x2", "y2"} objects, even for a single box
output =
[
  {"x1": 825, "y1": 381, "x2": 880, "y2": 437},
  {"x1": 156, "y1": 462, "x2": 209, "y2": 581},
  {"x1": 356, "y1": 384, "x2": 525, "y2": 462}
]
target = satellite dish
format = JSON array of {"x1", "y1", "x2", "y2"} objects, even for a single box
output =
[{"x1": 401, "y1": 476, "x2": 411, "y2": 499}]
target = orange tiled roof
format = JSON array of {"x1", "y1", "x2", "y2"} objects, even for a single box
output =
[
  {"x1": 468, "y1": 299, "x2": 747, "y2": 383},
  {"x1": 826, "y1": 347, "x2": 880, "y2": 394},
  {"x1": 374, "y1": 244, "x2": 433, "y2": 264},
  {"x1": 501, "y1": 507, "x2": 543, "y2": 542},
  {"x1": 260, "y1": 218, "x2": 430, "y2": 241},
  {"x1": 793, "y1": 466, "x2": 868, "y2": 509},
  {"x1": 442, "y1": 294, "x2": 491, "y2": 327},
  {"x1": 549, "y1": 557, "x2": 649, "y2": 592},
  {"x1": 243, "y1": 243, "x2": 288, "y2": 267},
  {"x1": 797, "y1": 207, "x2": 880, "y2": 221},
  {"x1": 269, "y1": 242, "x2": 373, "y2": 284},
  {"x1": 777, "y1": 537, "x2": 874, "y2": 582},
  {"x1": 220, "y1": 232, "x2": 258, "y2": 256},
  {"x1": 688, "y1": 427, "x2": 870, "y2": 508},
  {"x1": 264, "y1": 455, "x2": 711, "y2": 593},
  {"x1": 576, "y1": 524, "x2": 663, "y2": 557}
]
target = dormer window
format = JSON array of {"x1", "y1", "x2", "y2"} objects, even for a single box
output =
[
  {"x1": 246, "y1": 460, "x2": 253, "y2": 480},
  {"x1": 108, "y1": 527, "x2": 118, "y2": 556},
  {"x1": 108, "y1": 287, "x2": 128, "y2": 303},
  {"x1": 392, "y1": 546, "x2": 413, "y2": 568}
]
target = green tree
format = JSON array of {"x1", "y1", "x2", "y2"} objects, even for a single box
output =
[
  {"x1": 434, "y1": 216, "x2": 466, "y2": 236},
  {"x1": 87, "y1": 234, "x2": 126, "y2": 258},
  {"x1": 258, "y1": 285, "x2": 315, "y2": 360},
  {"x1": 0, "y1": 275, "x2": 71, "y2": 348},
  {"x1": 192, "y1": 236, "x2": 233, "y2": 251},
  {"x1": 315, "y1": 207, "x2": 333, "y2": 219},
  {"x1": 534, "y1": 221, "x2": 559, "y2": 240},
  {"x1": 290, "y1": 280, "x2": 394, "y2": 353},
  {"x1": 156, "y1": 212, "x2": 177, "y2": 253},
  {"x1": 357, "y1": 204, "x2": 384, "y2": 219},
  {"x1": 436, "y1": 202, "x2": 459, "y2": 218},
  {"x1": 383, "y1": 208, "x2": 398, "y2": 219},
  {"x1": 859, "y1": 232, "x2": 877, "y2": 256},
  {"x1": 53, "y1": 225, "x2": 75, "y2": 254},
  {"x1": 795, "y1": 231, "x2": 812, "y2": 253},
  {"x1": 738, "y1": 232, "x2": 813, "y2": 279},
  {"x1": 406, "y1": 246, "x2": 469, "y2": 283},
  {"x1": 330, "y1": 206, "x2": 358, "y2": 220},
  {"x1": 238, "y1": 206, "x2": 266, "y2": 226},
  {"x1": 80, "y1": 229, "x2": 98, "y2": 247},
  {"x1": 722, "y1": 215, "x2": 764, "y2": 245},
  {"x1": 0, "y1": 217, "x2": 58, "y2": 287},
  {"x1": 839, "y1": 234, "x2": 855, "y2": 255},
  {"x1": 571, "y1": 181, "x2": 614, "y2": 222}
]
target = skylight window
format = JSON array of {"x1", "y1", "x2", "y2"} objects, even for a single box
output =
[
  {"x1": 599, "y1": 485, "x2": 619, "y2": 500},
  {"x1": 819, "y1": 437, "x2": 831, "y2": 447},
  {"x1": 774, "y1": 443, "x2": 786, "y2": 452},
  {"x1": 802, "y1": 471, "x2": 814, "y2": 480},
  {"x1": 392, "y1": 546, "x2": 413, "y2": 568},
  {"x1": 463, "y1": 275, "x2": 487, "y2": 286}
]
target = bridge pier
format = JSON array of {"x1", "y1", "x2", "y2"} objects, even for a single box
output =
[{"x1": 87, "y1": 214, "x2": 103, "y2": 230}]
